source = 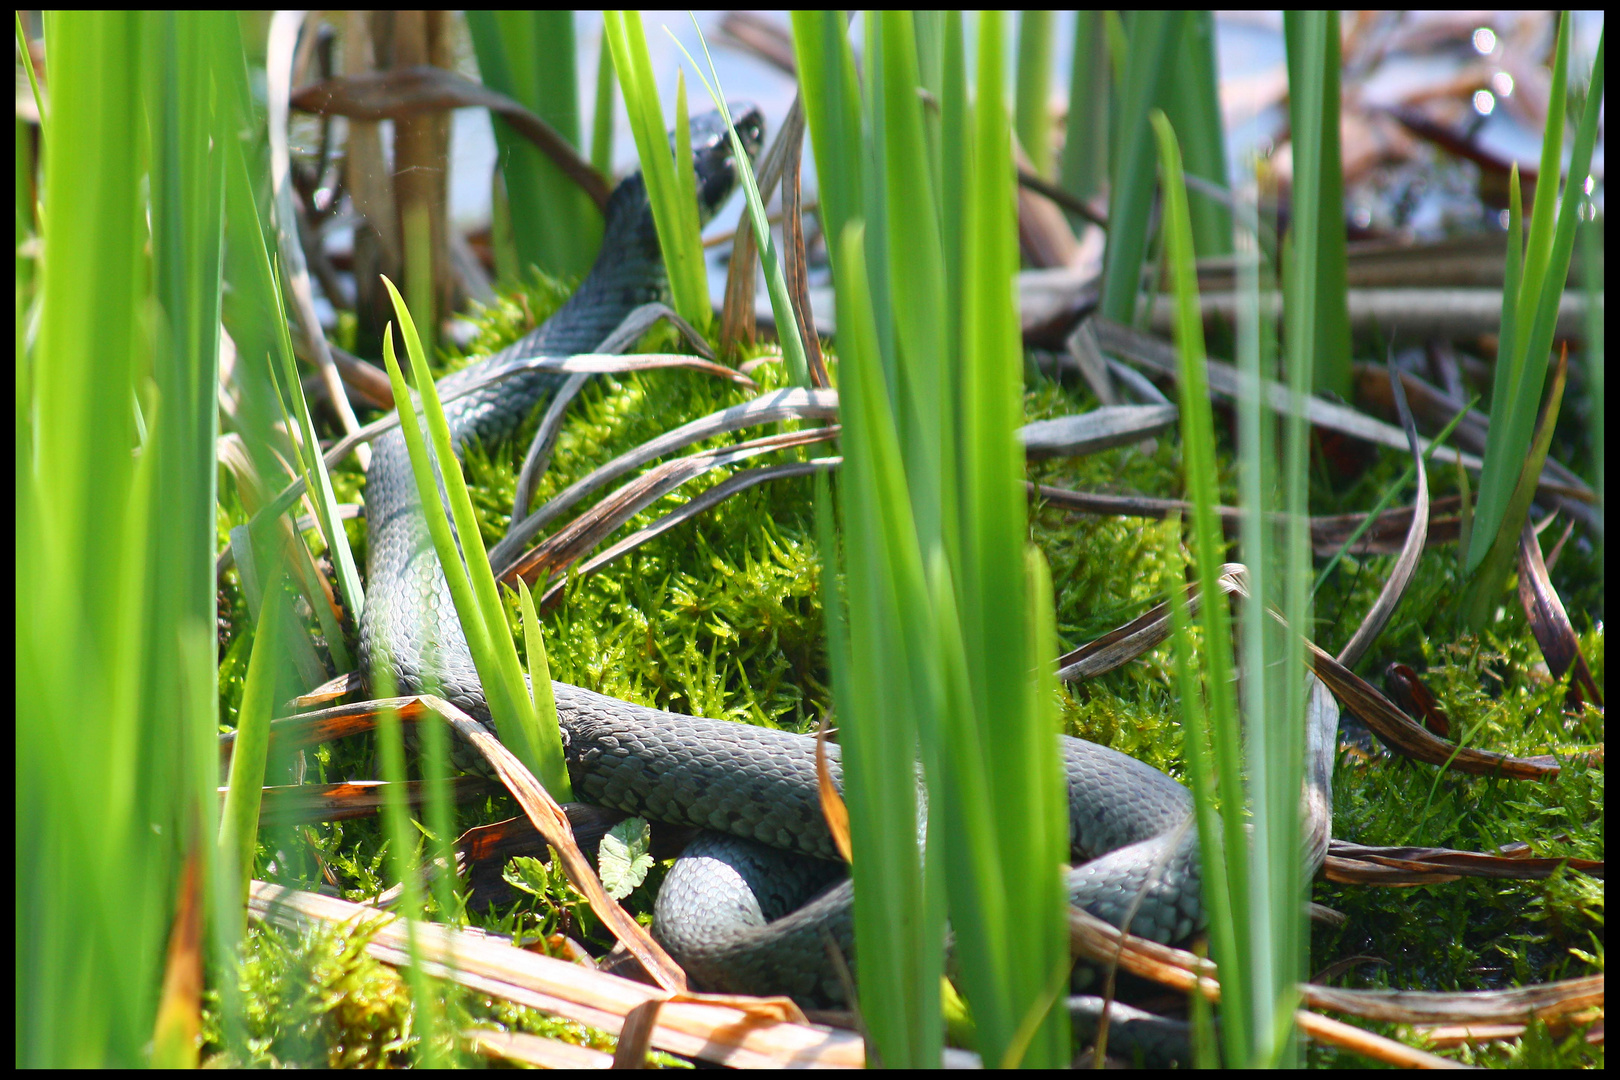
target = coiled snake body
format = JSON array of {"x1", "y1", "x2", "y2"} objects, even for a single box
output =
[{"x1": 358, "y1": 107, "x2": 1336, "y2": 1006}]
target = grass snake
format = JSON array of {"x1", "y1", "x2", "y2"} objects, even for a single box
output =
[{"x1": 358, "y1": 105, "x2": 1338, "y2": 1009}]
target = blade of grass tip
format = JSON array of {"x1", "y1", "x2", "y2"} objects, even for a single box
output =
[
  {"x1": 1100, "y1": 11, "x2": 1182, "y2": 325},
  {"x1": 673, "y1": 68, "x2": 701, "y2": 282},
  {"x1": 375, "y1": 304, "x2": 546, "y2": 794},
  {"x1": 516, "y1": 578, "x2": 563, "y2": 768},
  {"x1": 1150, "y1": 108, "x2": 1253, "y2": 1066},
  {"x1": 1469, "y1": 16, "x2": 1581, "y2": 576},
  {"x1": 1465, "y1": 26, "x2": 1602, "y2": 609},
  {"x1": 1517, "y1": 27, "x2": 1602, "y2": 451},
  {"x1": 265, "y1": 259, "x2": 359, "y2": 664},
  {"x1": 1512, "y1": 12, "x2": 1572, "y2": 371},
  {"x1": 675, "y1": 20, "x2": 809, "y2": 386},
  {"x1": 382, "y1": 277, "x2": 572, "y2": 799},
  {"x1": 912, "y1": 11, "x2": 944, "y2": 203},
  {"x1": 15, "y1": 12, "x2": 45, "y2": 130},
  {"x1": 1103, "y1": 13, "x2": 1128, "y2": 96},
  {"x1": 603, "y1": 10, "x2": 709, "y2": 330},
  {"x1": 1162, "y1": 513, "x2": 1234, "y2": 1068},
  {"x1": 217, "y1": 571, "x2": 287, "y2": 934},
  {"x1": 1000, "y1": 548, "x2": 1072, "y2": 1070}
]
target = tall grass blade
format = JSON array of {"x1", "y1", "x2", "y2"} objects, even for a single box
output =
[
  {"x1": 791, "y1": 11, "x2": 864, "y2": 290},
  {"x1": 19, "y1": 10, "x2": 240, "y2": 1065},
  {"x1": 1015, "y1": 11, "x2": 1055, "y2": 177},
  {"x1": 602, "y1": 10, "x2": 710, "y2": 329},
  {"x1": 1578, "y1": 196, "x2": 1602, "y2": 513},
  {"x1": 939, "y1": 10, "x2": 969, "y2": 389},
  {"x1": 378, "y1": 280, "x2": 571, "y2": 798},
  {"x1": 803, "y1": 12, "x2": 1070, "y2": 1062},
  {"x1": 1283, "y1": 11, "x2": 1351, "y2": 399},
  {"x1": 591, "y1": 29, "x2": 617, "y2": 178},
  {"x1": 672, "y1": 21, "x2": 809, "y2": 386},
  {"x1": 943, "y1": 15, "x2": 1070, "y2": 1066},
  {"x1": 1150, "y1": 108, "x2": 1254, "y2": 1065},
  {"x1": 859, "y1": 11, "x2": 897, "y2": 389},
  {"x1": 216, "y1": 572, "x2": 285, "y2": 935},
  {"x1": 1100, "y1": 11, "x2": 1184, "y2": 324},
  {"x1": 878, "y1": 10, "x2": 951, "y2": 553},
  {"x1": 1060, "y1": 11, "x2": 1109, "y2": 211},
  {"x1": 831, "y1": 223, "x2": 943, "y2": 1068},
  {"x1": 370, "y1": 659, "x2": 447, "y2": 1066},
  {"x1": 1461, "y1": 355, "x2": 1571, "y2": 631},
  {"x1": 1461, "y1": 19, "x2": 1603, "y2": 619},
  {"x1": 468, "y1": 11, "x2": 603, "y2": 280},
  {"x1": 1164, "y1": 11, "x2": 1232, "y2": 258}
]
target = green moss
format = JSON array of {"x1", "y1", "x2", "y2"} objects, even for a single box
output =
[
  {"x1": 202, "y1": 918, "x2": 417, "y2": 1068},
  {"x1": 200, "y1": 918, "x2": 672, "y2": 1068}
]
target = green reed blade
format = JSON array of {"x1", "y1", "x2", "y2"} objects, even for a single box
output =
[
  {"x1": 380, "y1": 279, "x2": 572, "y2": 798},
  {"x1": 1100, "y1": 11, "x2": 1183, "y2": 325},
  {"x1": 1283, "y1": 11, "x2": 1351, "y2": 400},
  {"x1": 20, "y1": 11, "x2": 245, "y2": 1064},
  {"x1": 672, "y1": 20, "x2": 809, "y2": 386},
  {"x1": 602, "y1": 11, "x2": 710, "y2": 330},
  {"x1": 1151, "y1": 108, "x2": 1254, "y2": 1065},
  {"x1": 1164, "y1": 11, "x2": 1231, "y2": 258},
  {"x1": 832, "y1": 222, "x2": 944, "y2": 1067},
  {"x1": 1461, "y1": 19, "x2": 1603, "y2": 620},
  {"x1": 1015, "y1": 11, "x2": 1055, "y2": 177},
  {"x1": 468, "y1": 11, "x2": 602, "y2": 279},
  {"x1": 790, "y1": 11, "x2": 864, "y2": 303},
  {"x1": 1060, "y1": 11, "x2": 1110, "y2": 211}
]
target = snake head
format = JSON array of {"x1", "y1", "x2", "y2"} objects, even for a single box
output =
[{"x1": 685, "y1": 102, "x2": 765, "y2": 225}]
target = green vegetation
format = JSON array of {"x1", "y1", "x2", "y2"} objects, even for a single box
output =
[
  {"x1": 211, "y1": 254, "x2": 1603, "y2": 1066},
  {"x1": 23, "y1": 9, "x2": 1601, "y2": 1069}
]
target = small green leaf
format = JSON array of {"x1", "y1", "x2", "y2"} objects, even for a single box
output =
[
  {"x1": 502, "y1": 855, "x2": 557, "y2": 901},
  {"x1": 599, "y1": 817, "x2": 655, "y2": 900}
]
